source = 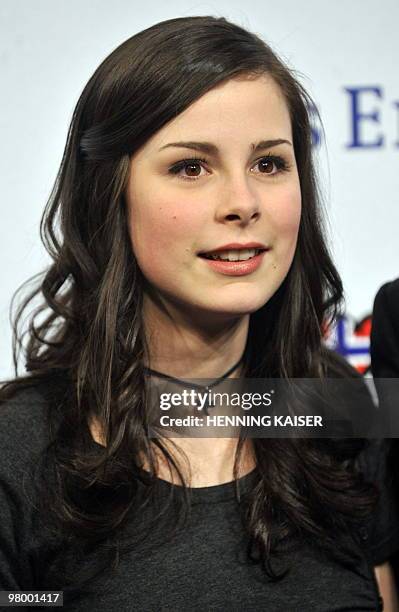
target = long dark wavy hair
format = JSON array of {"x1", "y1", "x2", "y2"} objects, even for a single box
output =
[{"x1": 0, "y1": 15, "x2": 376, "y2": 590}]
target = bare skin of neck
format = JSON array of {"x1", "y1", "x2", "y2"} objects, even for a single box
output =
[{"x1": 89, "y1": 290, "x2": 257, "y2": 487}]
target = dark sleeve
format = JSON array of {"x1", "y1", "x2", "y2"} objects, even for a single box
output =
[
  {"x1": 371, "y1": 279, "x2": 399, "y2": 378},
  {"x1": 0, "y1": 389, "x2": 50, "y2": 588},
  {"x1": 356, "y1": 439, "x2": 399, "y2": 566}
]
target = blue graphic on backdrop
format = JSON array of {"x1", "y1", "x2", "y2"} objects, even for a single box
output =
[
  {"x1": 324, "y1": 313, "x2": 372, "y2": 375},
  {"x1": 308, "y1": 85, "x2": 398, "y2": 149},
  {"x1": 344, "y1": 86, "x2": 384, "y2": 148}
]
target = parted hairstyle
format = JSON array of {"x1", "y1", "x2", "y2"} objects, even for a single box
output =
[{"x1": 0, "y1": 15, "x2": 376, "y2": 589}]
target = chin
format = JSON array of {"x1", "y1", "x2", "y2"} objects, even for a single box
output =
[
  {"x1": 164, "y1": 288, "x2": 274, "y2": 321},
  {"x1": 202, "y1": 298, "x2": 269, "y2": 316},
  {"x1": 217, "y1": 286, "x2": 277, "y2": 312}
]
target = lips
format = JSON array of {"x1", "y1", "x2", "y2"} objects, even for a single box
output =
[{"x1": 198, "y1": 247, "x2": 268, "y2": 277}]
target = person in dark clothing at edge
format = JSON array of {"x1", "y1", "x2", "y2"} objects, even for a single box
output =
[
  {"x1": 1, "y1": 15, "x2": 398, "y2": 611},
  {"x1": 371, "y1": 277, "x2": 399, "y2": 593}
]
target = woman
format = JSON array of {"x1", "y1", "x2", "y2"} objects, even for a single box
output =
[{"x1": 0, "y1": 15, "x2": 398, "y2": 611}]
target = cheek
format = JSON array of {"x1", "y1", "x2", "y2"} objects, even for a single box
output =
[
  {"x1": 264, "y1": 183, "x2": 302, "y2": 276},
  {"x1": 127, "y1": 193, "x2": 202, "y2": 279},
  {"x1": 268, "y1": 183, "x2": 302, "y2": 243}
]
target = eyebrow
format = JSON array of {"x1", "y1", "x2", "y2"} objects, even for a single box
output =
[{"x1": 158, "y1": 138, "x2": 292, "y2": 155}]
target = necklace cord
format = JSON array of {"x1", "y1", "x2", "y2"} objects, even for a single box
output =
[{"x1": 143, "y1": 355, "x2": 244, "y2": 391}]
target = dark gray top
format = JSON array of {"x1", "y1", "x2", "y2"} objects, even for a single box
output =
[{"x1": 1, "y1": 385, "x2": 398, "y2": 611}]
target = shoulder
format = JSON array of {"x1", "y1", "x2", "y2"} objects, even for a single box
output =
[
  {"x1": 319, "y1": 348, "x2": 377, "y2": 445},
  {"x1": 0, "y1": 379, "x2": 66, "y2": 477},
  {"x1": 1, "y1": 384, "x2": 48, "y2": 435},
  {"x1": 321, "y1": 347, "x2": 364, "y2": 378},
  {"x1": 321, "y1": 348, "x2": 375, "y2": 414},
  {"x1": 0, "y1": 385, "x2": 51, "y2": 455}
]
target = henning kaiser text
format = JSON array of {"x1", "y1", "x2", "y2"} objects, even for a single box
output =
[{"x1": 159, "y1": 414, "x2": 323, "y2": 427}]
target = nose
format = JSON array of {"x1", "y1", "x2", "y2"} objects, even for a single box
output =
[{"x1": 215, "y1": 174, "x2": 260, "y2": 227}]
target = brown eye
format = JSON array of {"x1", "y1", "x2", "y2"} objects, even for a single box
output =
[
  {"x1": 252, "y1": 155, "x2": 289, "y2": 177},
  {"x1": 168, "y1": 157, "x2": 209, "y2": 180},
  {"x1": 258, "y1": 159, "x2": 275, "y2": 174},
  {"x1": 184, "y1": 163, "x2": 202, "y2": 177}
]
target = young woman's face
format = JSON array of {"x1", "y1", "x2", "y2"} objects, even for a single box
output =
[{"x1": 125, "y1": 74, "x2": 301, "y2": 321}]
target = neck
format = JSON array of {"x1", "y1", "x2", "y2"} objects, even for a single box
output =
[
  {"x1": 142, "y1": 290, "x2": 249, "y2": 379},
  {"x1": 140, "y1": 290, "x2": 254, "y2": 487}
]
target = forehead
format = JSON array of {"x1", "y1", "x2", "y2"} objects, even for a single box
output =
[{"x1": 144, "y1": 74, "x2": 292, "y2": 154}]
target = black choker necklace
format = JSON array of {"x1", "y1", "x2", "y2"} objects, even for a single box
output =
[{"x1": 143, "y1": 354, "x2": 244, "y2": 393}]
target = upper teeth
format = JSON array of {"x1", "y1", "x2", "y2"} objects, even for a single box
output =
[{"x1": 205, "y1": 248, "x2": 260, "y2": 261}]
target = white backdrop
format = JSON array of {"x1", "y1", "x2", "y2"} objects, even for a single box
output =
[{"x1": 1, "y1": 0, "x2": 398, "y2": 378}]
